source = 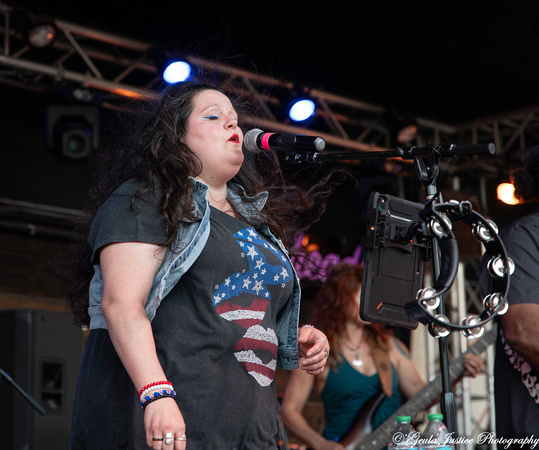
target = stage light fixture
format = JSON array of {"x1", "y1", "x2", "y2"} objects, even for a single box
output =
[
  {"x1": 497, "y1": 182, "x2": 519, "y2": 205},
  {"x1": 28, "y1": 23, "x2": 57, "y2": 48},
  {"x1": 162, "y1": 60, "x2": 192, "y2": 84},
  {"x1": 288, "y1": 99, "x2": 316, "y2": 122},
  {"x1": 396, "y1": 123, "x2": 418, "y2": 144},
  {"x1": 384, "y1": 110, "x2": 419, "y2": 146},
  {"x1": 46, "y1": 105, "x2": 100, "y2": 159}
]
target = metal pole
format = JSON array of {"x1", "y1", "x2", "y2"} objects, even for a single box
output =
[{"x1": 456, "y1": 262, "x2": 473, "y2": 449}]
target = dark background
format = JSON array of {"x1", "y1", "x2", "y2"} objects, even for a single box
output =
[
  {"x1": 2, "y1": 0, "x2": 539, "y2": 244},
  {"x1": 11, "y1": 0, "x2": 539, "y2": 123},
  {"x1": 1, "y1": 3, "x2": 534, "y2": 444},
  {"x1": 4, "y1": 0, "x2": 539, "y2": 268}
]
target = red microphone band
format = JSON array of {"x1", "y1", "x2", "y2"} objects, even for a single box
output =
[{"x1": 260, "y1": 133, "x2": 275, "y2": 151}]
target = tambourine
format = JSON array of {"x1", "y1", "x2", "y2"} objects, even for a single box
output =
[{"x1": 404, "y1": 199, "x2": 513, "y2": 338}]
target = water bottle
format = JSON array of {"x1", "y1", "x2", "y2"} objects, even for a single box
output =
[
  {"x1": 419, "y1": 414, "x2": 454, "y2": 450},
  {"x1": 387, "y1": 415, "x2": 417, "y2": 449}
]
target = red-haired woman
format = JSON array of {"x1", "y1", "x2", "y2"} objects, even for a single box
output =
[{"x1": 281, "y1": 263, "x2": 483, "y2": 450}]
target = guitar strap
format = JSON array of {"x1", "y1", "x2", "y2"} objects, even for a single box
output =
[
  {"x1": 500, "y1": 328, "x2": 539, "y2": 404},
  {"x1": 371, "y1": 346, "x2": 393, "y2": 397}
]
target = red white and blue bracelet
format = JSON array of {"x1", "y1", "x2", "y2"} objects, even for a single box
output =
[{"x1": 138, "y1": 381, "x2": 176, "y2": 409}]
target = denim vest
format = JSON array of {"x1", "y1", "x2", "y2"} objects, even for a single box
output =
[{"x1": 87, "y1": 178, "x2": 301, "y2": 369}]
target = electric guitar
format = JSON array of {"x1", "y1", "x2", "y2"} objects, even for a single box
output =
[{"x1": 338, "y1": 325, "x2": 497, "y2": 450}]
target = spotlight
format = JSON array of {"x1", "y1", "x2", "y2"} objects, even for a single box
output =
[
  {"x1": 396, "y1": 123, "x2": 418, "y2": 144},
  {"x1": 46, "y1": 105, "x2": 100, "y2": 159},
  {"x1": 385, "y1": 110, "x2": 418, "y2": 145},
  {"x1": 162, "y1": 60, "x2": 192, "y2": 84},
  {"x1": 497, "y1": 182, "x2": 519, "y2": 205},
  {"x1": 288, "y1": 99, "x2": 316, "y2": 122},
  {"x1": 28, "y1": 23, "x2": 57, "y2": 48}
]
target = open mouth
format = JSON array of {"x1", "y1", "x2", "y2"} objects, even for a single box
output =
[{"x1": 228, "y1": 134, "x2": 240, "y2": 143}]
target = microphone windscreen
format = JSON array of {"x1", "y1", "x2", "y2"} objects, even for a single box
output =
[{"x1": 243, "y1": 128, "x2": 264, "y2": 153}]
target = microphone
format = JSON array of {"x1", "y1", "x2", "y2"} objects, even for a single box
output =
[{"x1": 243, "y1": 128, "x2": 325, "y2": 154}]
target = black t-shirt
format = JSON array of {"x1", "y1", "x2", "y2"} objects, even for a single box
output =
[
  {"x1": 479, "y1": 208, "x2": 539, "y2": 439},
  {"x1": 88, "y1": 179, "x2": 168, "y2": 263},
  {"x1": 152, "y1": 206, "x2": 293, "y2": 448},
  {"x1": 82, "y1": 181, "x2": 294, "y2": 449}
]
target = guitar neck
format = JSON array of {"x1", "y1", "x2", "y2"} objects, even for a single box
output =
[{"x1": 357, "y1": 325, "x2": 497, "y2": 450}]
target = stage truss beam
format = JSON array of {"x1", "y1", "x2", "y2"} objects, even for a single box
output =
[{"x1": 1, "y1": 2, "x2": 539, "y2": 162}]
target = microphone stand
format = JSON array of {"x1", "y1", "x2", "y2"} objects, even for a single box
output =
[
  {"x1": 286, "y1": 143, "x2": 497, "y2": 434},
  {"x1": 412, "y1": 153, "x2": 456, "y2": 434},
  {"x1": 0, "y1": 364, "x2": 46, "y2": 415},
  {"x1": 284, "y1": 142, "x2": 495, "y2": 164}
]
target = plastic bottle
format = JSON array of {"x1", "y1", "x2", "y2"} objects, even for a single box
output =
[
  {"x1": 419, "y1": 414, "x2": 454, "y2": 450},
  {"x1": 387, "y1": 415, "x2": 417, "y2": 449}
]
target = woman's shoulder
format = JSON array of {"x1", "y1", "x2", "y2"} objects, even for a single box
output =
[
  {"x1": 88, "y1": 179, "x2": 167, "y2": 253},
  {"x1": 111, "y1": 178, "x2": 142, "y2": 195},
  {"x1": 388, "y1": 336, "x2": 412, "y2": 363},
  {"x1": 94, "y1": 179, "x2": 163, "y2": 218},
  {"x1": 110, "y1": 178, "x2": 160, "y2": 201}
]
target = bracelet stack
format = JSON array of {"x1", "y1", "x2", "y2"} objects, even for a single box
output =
[{"x1": 139, "y1": 381, "x2": 176, "y2": 410}]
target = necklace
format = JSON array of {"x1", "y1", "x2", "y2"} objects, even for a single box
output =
[{"x1": 344, "y1": 339, "x2": 363, "y2": 368}]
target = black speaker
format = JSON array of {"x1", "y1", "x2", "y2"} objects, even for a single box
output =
[{"x1": 0, "y1": 309, "x2": 84, "y2": 450}]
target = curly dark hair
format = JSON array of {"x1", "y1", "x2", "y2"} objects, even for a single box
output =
[
  {"x1": 511, "y1": 145, "x2": 539, "y2": 203},
  {"x1": 59, "y1": 80, "x2": 347, "y2": 327},
  {"x1": 311, "y1": 263, "x2": 391, "y2": 369}
]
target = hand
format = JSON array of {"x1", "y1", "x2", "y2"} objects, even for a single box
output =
[
  {"x1": 462, "y1": 353, "x2": 483, "y2": 378},
  {"x1": 144, "y1": 397, "x2": 187, "y2": 449},
  {"x1": 298, "y1": 326, "x2": 330, "y2": 375}
]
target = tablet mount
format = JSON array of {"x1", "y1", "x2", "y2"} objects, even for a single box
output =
[{"x1": 287, "y1": 142, "x2": 512, "y2": 433}]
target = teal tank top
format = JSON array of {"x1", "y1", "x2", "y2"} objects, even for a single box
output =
[{"x1": 321, "y1": 357, "x2": 400, "y2": 440}]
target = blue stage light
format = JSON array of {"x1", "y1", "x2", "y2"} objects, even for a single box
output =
[
  {"x1": 288, "y1": 99, "x2": 316, "y2": 122},
  {"x1": 162, "y1": 61, "x2": 192, "y2": 84}
]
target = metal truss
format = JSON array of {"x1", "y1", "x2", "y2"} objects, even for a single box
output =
[{"x1": 2, "y1": 2, "x2": 539, "y2": 159}]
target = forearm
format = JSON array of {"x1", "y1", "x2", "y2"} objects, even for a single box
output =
[
  {"x1": 281, "y1": 367, "x2": 336, "y2": 450},
  {"x1": 103, "y1": 300, "x2": 167, "y2": 391},
  {"x1": 281, "y1": 409, "x2": 328, "y2": 449},
  {"x1": 98, "y1": 242, "x2": 185, "y2": 446},
  {"x1": 503, "y1": 324, "x2": 539, "y2": 373},
  {"x1": 501, "y1": 304, "x2": 539, "y2": 373}
]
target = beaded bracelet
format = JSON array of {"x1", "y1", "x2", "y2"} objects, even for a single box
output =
[
  {"x1": 138, "y1": 381, "x2": 172, "y2": 400},
  {"x1": 140, "y1": 389, "x2": 176, "y2": 410},
  {"x1": 139, "y1": 384, "x2": 174, "y2": 403}
]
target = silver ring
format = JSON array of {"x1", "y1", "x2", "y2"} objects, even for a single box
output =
[
  {"x1": 175, "y1": 435, "x2": 187, "y2": 441},
  {"x1": 163, "y1": 432, "x2": 174, "y2": 445},
  {"x1": 316, "y1": 337, "x2": 327, "y2": 343},
  {"x1": 323, "y1": 347, "x2": 330, "y2": 357}
]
